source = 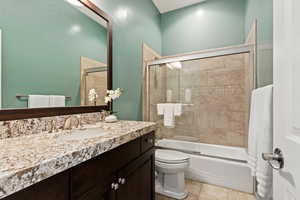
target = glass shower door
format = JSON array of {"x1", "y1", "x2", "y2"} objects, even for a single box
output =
[{"x1": 148, "y1": 52, "x2": 253, "y2": 147}]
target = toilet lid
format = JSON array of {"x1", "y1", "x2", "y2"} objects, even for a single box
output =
[{"x1": 156, "y1": 149, "x2": 189, "y2": 164}]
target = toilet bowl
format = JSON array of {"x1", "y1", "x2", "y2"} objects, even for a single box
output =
[{"x1": 155, "y1": 149, "x2": 190, "y2": 199}]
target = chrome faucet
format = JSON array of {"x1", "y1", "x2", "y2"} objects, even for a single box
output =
[{"x1": 63, "y1": 116, "x2": 85, "y2": 131}]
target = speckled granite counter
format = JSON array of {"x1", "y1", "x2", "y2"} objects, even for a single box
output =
[{"x1": 0, "y1": 120, "x2": 156, "y2": 199}]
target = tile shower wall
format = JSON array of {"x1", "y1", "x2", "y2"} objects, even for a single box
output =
[
  {"x1": 150, "y1": 53, "x2": 252, "y2": 147},
  {"x1": 80, "y1": 57, "x2": 107, "y2": 106}
]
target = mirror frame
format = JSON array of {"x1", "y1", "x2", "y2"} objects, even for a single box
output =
[{"x1": 0, "y1": 0, "x2": 113, "y2": 121}]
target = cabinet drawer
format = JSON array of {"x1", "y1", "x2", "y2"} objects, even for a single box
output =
[
  {"x1": 141, "y1": 132, "x2": 155, "y2": 153},
  {"x1": 110, "y1": 137, "x2": 142, "y2": 168}
]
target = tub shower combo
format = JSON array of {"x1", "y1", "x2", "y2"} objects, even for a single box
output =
[{"x1": 144, "y1": 45, "x2": 256, "y2": 199}]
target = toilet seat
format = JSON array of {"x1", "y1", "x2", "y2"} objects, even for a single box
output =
[{"x1": 156, "y1": 149, "x2": 189, "y2": 164}]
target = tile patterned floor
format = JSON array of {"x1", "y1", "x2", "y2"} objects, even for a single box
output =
[{"x1": 156, "y1": 180, "x2": 256, "y2": 200}]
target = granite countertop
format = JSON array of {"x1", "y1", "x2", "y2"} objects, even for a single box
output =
[{"x1": 0, "y1": 120, "x2": 157, "y2": 199}]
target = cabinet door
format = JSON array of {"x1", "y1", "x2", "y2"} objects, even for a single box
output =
[
  {"x1": 71, "y1": 138, "x2": 141, "y2": 200},
  {"x1": 3, "y1": 171, "x2": 69, "y2": 200},
  {"x1": 116, "y1": 150, "x2": 155, "y2": 200}
]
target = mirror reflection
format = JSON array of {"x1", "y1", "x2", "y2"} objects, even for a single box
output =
[{"x1": 0, "y1": 0, "x2": 109, "y2": 109}]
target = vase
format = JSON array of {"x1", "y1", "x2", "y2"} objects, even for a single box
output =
[{"x1": 104, "y1": 114, "x2": 118, "y2": 123}]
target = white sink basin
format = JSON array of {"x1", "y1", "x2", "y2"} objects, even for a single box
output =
[{"x1": 59, "y1": 128, "x2": 109, "y2": 141}]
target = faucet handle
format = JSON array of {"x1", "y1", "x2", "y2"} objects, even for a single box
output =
[
  {"x1": 63, "y1": 117, "x2": 73, "y2": 130},
  {"x1": 50, "y1": 120, "x2": 56, "y2": 133},
  {"x1": 75, "y1": 115, "x2": 86, "y2": 130}
]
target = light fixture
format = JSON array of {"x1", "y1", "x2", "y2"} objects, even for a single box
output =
[
  {"x1": 167, "y1": 62, "x2": 182, "y2": 70},
  {"x1": 66, "y1": 0, "x2": 83, "y2": 7},
  {"x1": 69, "y1": 24, "x2": 81, "y2": 34},
  {"x1": 196, "y1": 9, "x2": 204, "y2": 16},
  {"x1": 171, "y1": 62, "x2": 182, "y2": 69},
  {"x1": 116, "y1": 8, "x2": 129, "y2": 21}
]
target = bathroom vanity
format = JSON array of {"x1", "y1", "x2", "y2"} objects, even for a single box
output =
[{"x1": 0, "y1": 121, "x2": 156, "y2": 200}]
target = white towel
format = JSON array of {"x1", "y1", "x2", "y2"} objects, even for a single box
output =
[
  {"x1": 49, "y1": 95, "x2": 65, "y2": 107},
  {"x1": 28, "y1": 95, "x2": 50, "y2": 108},
  {"x1": 157, "y1": 103, "x2": 182, "y2": 127},
  {"x1": 174, "y1": 103, "x2": 182, "y2": 116},
  {"x1": 157, "y1": 104, "x2": 164, "y2": 115},
  {"x1": 256, "y1": 91, "x2": 273, "y2": 200},
  {"x1": 248, "y1": 88, "x2": 260, "y2": 175},
  {"x1": 247, "y1": 85, "x2": 273, "y2": 199}
]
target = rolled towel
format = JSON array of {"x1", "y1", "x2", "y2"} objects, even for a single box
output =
[{"x1": 157, "y1": 103, "x2": 182, "y2": 127}]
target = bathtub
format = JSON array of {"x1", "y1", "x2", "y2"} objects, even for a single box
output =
[{"x1": 156, "y1": 139, "x2": 254, "y2": 193}]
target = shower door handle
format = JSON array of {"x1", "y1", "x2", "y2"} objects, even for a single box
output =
[{"x1": 262, "y1": 148, "x2": 284, "y2": 170}]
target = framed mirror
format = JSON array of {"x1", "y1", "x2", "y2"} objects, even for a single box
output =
[{"x1": 0, "y1": 0, "x2": 112, "y2": 120}]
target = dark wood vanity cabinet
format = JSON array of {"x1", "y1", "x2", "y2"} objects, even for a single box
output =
[
  {"x1": 3, "y1": 132, "x2": 155, "y2": 200},
  {"x1": 3, "y1": 171, "x2": 70, "y2": 200}
]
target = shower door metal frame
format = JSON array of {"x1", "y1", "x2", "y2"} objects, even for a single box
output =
[
  {"x1": 147, "y1": 45, "x2": 253, "y2": 66},
  {"x1": 145, "y1": 44, "x2": 256, "y2": 121}
]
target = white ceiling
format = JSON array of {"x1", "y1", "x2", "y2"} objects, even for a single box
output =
[{"x1": 152, "y1": 0, "x2": 207, "y2": 13}]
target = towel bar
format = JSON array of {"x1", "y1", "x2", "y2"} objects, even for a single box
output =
[
  {"x1": 16, "y1": 94, "x2": 72, "y2": 100},
  {"x1": 151, "y1": 103, "x2": 193, "y2": 106}
]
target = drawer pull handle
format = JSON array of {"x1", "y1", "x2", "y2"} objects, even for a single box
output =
[
  {"x1": 111, "y1": 183, "x2": 119, "y2": 190},
  {"x1": 145, "y1": 138, "x2": 154, "y2": 144},
  {"x1": 118, "y1": 178, "x2": 126, "y2": 185}
]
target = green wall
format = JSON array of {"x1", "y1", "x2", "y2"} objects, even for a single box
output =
[
  {"x1": 0, "y1": 0, "x2": 107, "y2": 108},
  {"x1": 92, "y1": 0, "x2": 162, "y2": 120},
  {"x1": 1, "y1": 0, "x2": 273, "y2": 120},
  {"x1": 161, "y1": 0, "x2": 247, "y2": 56},
  {"x1": 161, "y1": 0, "x2": 273, "y2": 85},
  {"x1": 245, "y1": 0, "x2": 273, "y2": 87}
]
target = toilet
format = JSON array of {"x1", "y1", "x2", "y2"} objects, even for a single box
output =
[{"x1": 155, "y1": 149, "x2": 190, "y2": 199}]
